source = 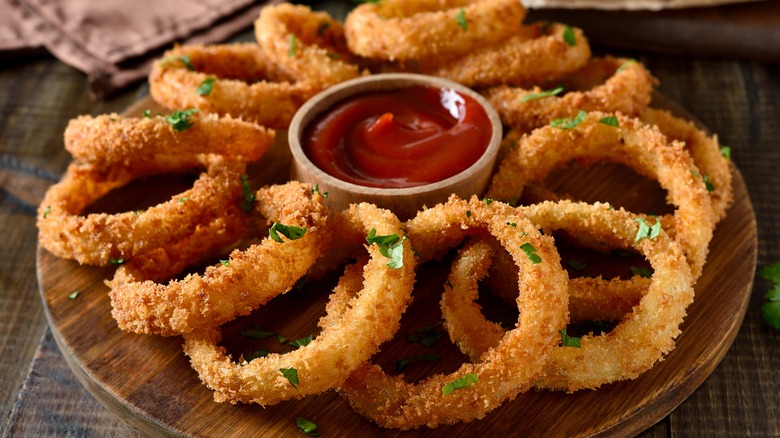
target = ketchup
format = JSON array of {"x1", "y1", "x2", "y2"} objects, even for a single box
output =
[{"x1": 302, "y1": 86, "x2": 492, "y2": 188}]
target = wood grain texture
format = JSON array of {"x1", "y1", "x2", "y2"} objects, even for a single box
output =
[{"x1": 34, "y1": 92, "x2": 757, "y2": 437}]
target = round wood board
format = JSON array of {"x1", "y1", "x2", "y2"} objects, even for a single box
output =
[{"x1": 37, "y1": 95, "x2": 757, "y2": 437}]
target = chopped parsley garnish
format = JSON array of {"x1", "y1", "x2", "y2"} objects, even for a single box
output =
[
  {"x1": 365, "y1": 228, "x2": 406, "y2": 269},
  {"x1": 289, "y1": 335, "x2": 313, "y2": 349},
  {"x1": 634, "y1": 217, "x2": 661, "y2": 243},
  {"x1": 240, "y1": 175, "x2": 254, "y2": 212},
  {"x1": 311, "y1": 184, "x2": 329, "y2": 198},
  {"x1": 630, "y1": 266, "x2": 654, "y2": 278},
  {"x1": 616, "y1": 59, "x2": 637, "y2": 73},
  {"x1": 163, "y1": 54, "x2": 195, "y2": 71},
  {"x1": 280, "y1": 367, "x2": 299, "y2": 389},
  {"x1": 485, "y1": 197, "x2": 494, "y2": 206},
  {"x1": 277, "y1": 334, "x2": 288, "y2": 344},
  {"x1": 42, "y1": 205, "x2": 51, "y2": 218},
  {"x1": 550, "y1": 110, "x2": 587, "y2": 129},
  {"x1": 133, "y1": 209, "x2": 145, "y2": 215},
  {"x1": 109, "y1": 258, "x2": 124, "y2": 265},
  {"x1": 720, "y1": 146, "x2": 731, "y2": 160},
  {"x1": 68, "y1": 290, "x2": 80, "y2": 300},
  {"x1": 245, "y1": 349, "x2": 269, "y2": 361},
  {"x1": 395, "y1": 354, "x2": 440, "y2": 373},
  {"x1": 196, "y1": 77, "x2": 216, "y2": 96},
  {"x1": 562, "y1": 25, "x2": 576, "y2": 46},
  {"x1": 507, "y1": 222, "x2": 517, "y2": 228},
  {"x1": 567, "y1": 259, "x2": 587, "y2": 271},
  {"x1": 520, "y1": 86, "x2": 564, "y2": 103},
  {"x1": 219, "y1": 259, "x2": 230, "y2": 267},
  {"x1": 270, "y1": 223, "x2": 307, "y2": 243},
  {"x1": 296, "y1": 416, "x2": 320, "y2": 436},
  {"x1": 289, "y1": 34, "x2": 297, "y2": 57},
  {"x1": 240, "y1": 325, "x2": 276, "y2": 340},
  {"x1": 560, "y1": 329, "x2": 581, "y2": 347},
  {"x1": 599, "y1": 116, "x2": 619, "y2": 127},
  {"x1": 406, "y1": 321, "x2": 444, "y2": 347},
  {"x1": 691, "y1": 170, "x2": 715, "y2": 192},
  {"x1": 143, "y1": 109, "x2": 152, "y2": 118},
  {"x1": 520, "y1": 242, "x2": 542, "y2": 264},
  {"x1": 759, "y1": 263, "x2": 780, "y2": 329},
  {"x1": 442, "y1": 373, "x2": 478, "y2": 395},
  {"x1": 466, "y1": 210, "x2": 472, "y2": 218},
  {"x1": 455, "y1": 9, "x2": 467, "y2": 31},
  {"x1": 177, "y1": 197, "x2": 188, "y2": 203},
  {"x1": 165, "y1": 109, "x2": 198, "y2": 131}
]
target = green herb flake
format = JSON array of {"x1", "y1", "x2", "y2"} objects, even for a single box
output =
[
  {"x1": 520, "y1": 242, "x2": 542, "y2": 264},
  {"x1": 455, "y1": 9, "x2": 467, "y2": 31},
  {"x1": 296, "y1": 416, "x2": 320, "y2": 436},
  {"x1": 634, "y1": 217, "x2": 661, "y2": 243},
  {"x1": 507, "y1": 222, "x2": 517, "y2": 228},
  {"x1": 394, "y1": 353, "x2": 441, "y2": 373},
  {"x1": 240, "y1": 325, "x2": 275, "y2": 340},
  {"x1": 280, "y1": 367, "x2": 299, "y2": 388},
  {"x1": 311, "y1": 184, "x2": 329, "y2": 198},
  {"x1": 143, "y1": 109, "x2": 152, "y2": 118},
  {"x1": 485, "y1": 198, "x2": 494, "y2": 206},
  {"x1": 562, "y1": 25, "x2": 576, "y2": 46},
  {"x1": 133, "y1": 209, "x2": 145, "y2": 215},
  {"x1": 240, "y1": 175, "x2": 255, "y2": 212},
  {"x1": 466, "y1": 210, "x2": 472, "y2": 218},
  {"x1": 288, "y1": 34, "x2": 297, "y2": 57},
  {"x1": 567, "y1": 259, "x2": 587, "y2": 271},
  {"x1": 365, "y1": 228, "x2": 406, "y2": 269},
  {"x1": 277, "y1": 334, "x2": 288, "y2": 344},
  {"x1": 196, "y1": 77, "x2": 216, "y2": 96},
  {"x1": 550, "y1": 110, "x2": 587, "y2": 129},
  {"x1": 691, "y1": 170, "x2": 715, "y2": 192},
  {"x1": 269, "y1": 223, "x2": 307, "y2": 243},
  {"x1": 720, "y1": 146, "x2": 731, "y2": 160},
  {"x1": 165, "y1": 108, "x2": 198, "y2": 131},
  {"x1": 442, "y1": 373, "x2": 478, "y2": 395},
  {"x1": 759, "y1": 263, "x2": 780, "y2": 329},
  {"x1": 109, "y1": 258, "x2": 125, "y2": 265},
  {"x1": 177, "y1": 197, "x2": 189, "y2": 203},
  {"x1": 599, "y1": 116, "x2": 619, "y2": 127},
  {"x1": 520, "y1": 86, "x2": 564, "y2": 103},
  {"x1": 68, "y1": 290, "x2": 80, "y2": 300},
  {"x1": 245, "y1": 349, "x2": 269, "y2": 361},
  {"x1": 219, "y1": 259, "x2": 230, "y2": 267},
  {"x1": 560, "y1": 329, "x2": 581, "y2": 347},
  {"x1": 630, "y1": 266, "x2": 654, "y2": 278},
  {"x1": 616, "y1": 59, "x2": 637, "y2": 73},
  {"x1": 42, "y1": 205, "x2": 51, "y2": 218},
  {"x1": 289, "y1": 335, "x2": 313, "y2": 349}
]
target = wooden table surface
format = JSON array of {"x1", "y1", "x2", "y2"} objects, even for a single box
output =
[{"x1": 1, "y1": 1, "x2": 779, "y2": 436}]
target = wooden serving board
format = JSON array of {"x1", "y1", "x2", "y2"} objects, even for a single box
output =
[{"x1": 37, "y1": 96, "x2": 757, "y2": 437}]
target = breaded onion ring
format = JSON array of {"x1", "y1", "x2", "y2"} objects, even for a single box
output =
[
  {"x1": 642, "y1": 108, "x2": 733, "y2": 225},
  {"x1": 484, "y1": 57, "x2": 657, "y2": 133},
  {"x1": 182, "y1": 203, "x2": 415, "y2": 405},
  {"x1": 107, "y1": 182, "x2": 330, "y2": 336},
  {"x1": 254, "y1": 3, "x2": 362, "y2": 89},
  {"x1": 64, "y1": 112, "x2": 275, "y2": 166},
  {"x1": 344, "y1": 0, "x2": 526, "y2": 62},
  {"x1": 487, "y1": 111, "x2": 713, "y2": 279},
  {"x1": 37, "y1": 156, "x2": 246, "y2": 266},
  {"x1": 441, "y1": 201, "x2": 695, "y2": 391},
  {"x1": 148, "y1": 43, "x2": 319, "y2": 129},
  {"x1": 338, "y1": 196, "x2": 569, "y2": 429},
  {"x1": 421, "y1": 23, "x2": 591, "y2": 88}
]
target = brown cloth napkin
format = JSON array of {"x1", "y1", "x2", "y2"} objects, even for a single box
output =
[{"x1": 5, "y1": 0, "x2": 278, "y2": 98}]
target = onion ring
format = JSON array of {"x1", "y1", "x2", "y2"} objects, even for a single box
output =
[
  {"x1": 37, "y1": 156, "x2": 246, "y2": 266},
  {"x1": 344, "y1": 0, "x2": 526, "y2": 62},
  {"x1": 484, "y1": 57, "x2": 657, "y2": 133},
  {"x1": 148, "y1": 43, "x2": 319, "y2": 129},
  {"x1": 181, "y1": 203, "x2": 415, "y2": 405},
  {"x1": 254, "y1": 3, "x2": 362, "y2": 89},
  {"x1": 64, "y1": 111, "x2": 275, "y2": 166},
  {"x1": 440, "y1": 201, "x2": 695, "y2": 391},
  {"x1": 420, "y1": 23, "x2": 591, "y2": 89},
  {"x1": 107, "y1": 181, "x2": 330, "y2": 336},
  {"x1": 338, "y1": 196, "x2": 569, "y2": 429},
  {"x1": 487, "y1": 111, "x2": 713, "y2": 279}
]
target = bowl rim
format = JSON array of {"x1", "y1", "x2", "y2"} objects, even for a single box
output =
[{"x1": 288, "y1": 72, "x2": 503, "y2": 196}]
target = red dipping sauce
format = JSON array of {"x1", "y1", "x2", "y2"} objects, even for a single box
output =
[{"x1": 302, "y1": 86, "x2": 492, "y2": 188}]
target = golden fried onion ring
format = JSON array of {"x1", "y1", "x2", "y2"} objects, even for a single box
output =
[
  {"x1": 484, "y1": 57, "x2": 657, "y2": 133},
  {"x1": 64, "y1": 111, "x2": 275, "y2": 166},
  {"x1": 182, "y1": 203, "x2": 415, "y2": 405},
  {"x1": 344, "y1": 0, "x2": 526, "y2": 62},
  {"x1": 108, "y1": 182, "x2": 330, "y2": 336},
  {"x1": 37, "y1": 156, "x2": 246, "y2": 266},
  {"x1": 148, "y1": 43, "x2": 319, "y2": 129},
  {"x1": 338, "y1": 196, "x2": 569, "y2": 429},
  {"x1": 487, "y1": 111, "x2": 713, "y2": 279},
  {"x1": 421, "y1": 23, "x2": 591, "y2": 88},
  {"x1": 254, "y1": 3, "x2": 362, "y2": 89},
  {"x1": 441, "y1": 201, "x2": 695, "y2": 391}
]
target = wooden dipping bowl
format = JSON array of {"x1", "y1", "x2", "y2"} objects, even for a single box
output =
[{"x1": 288, "y1": 73, "x2": 502, "y2": 220}]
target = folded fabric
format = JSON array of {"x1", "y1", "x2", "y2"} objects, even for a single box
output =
[{"x1": 5, "y1": 0, "x2": 279, "y2": 98}]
